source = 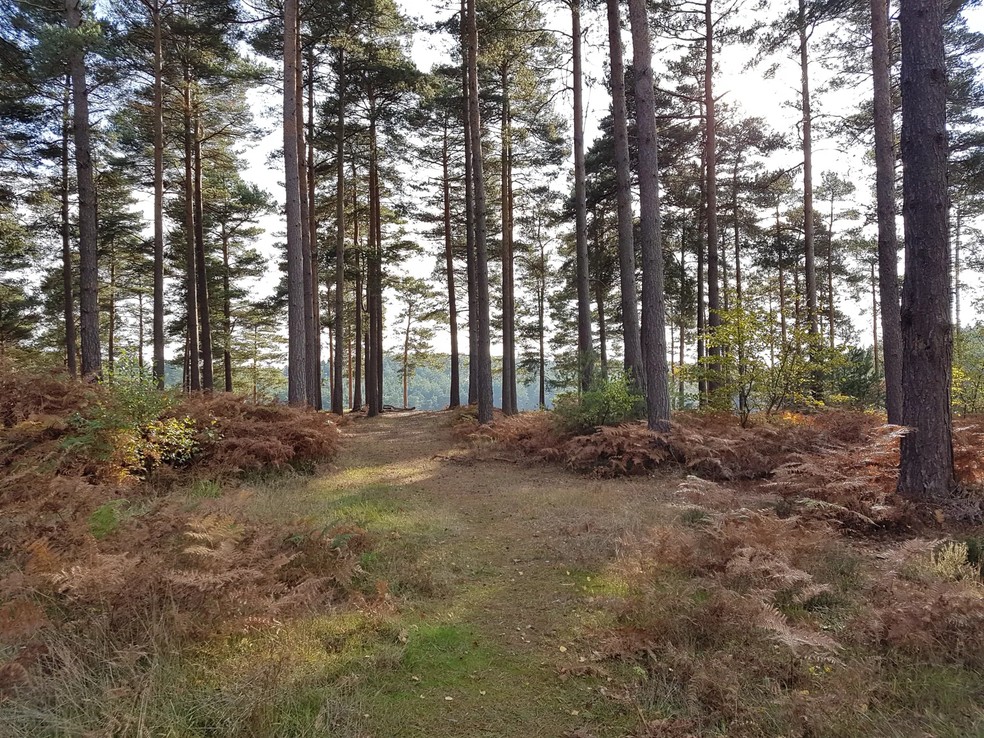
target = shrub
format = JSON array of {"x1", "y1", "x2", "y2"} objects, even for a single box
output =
[{"x1": 552, "y1": 374, "x2": 645, "y2": 435}]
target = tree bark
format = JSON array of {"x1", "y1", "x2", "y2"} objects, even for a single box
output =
[
  {"x1": 605, "y1": 0, "x2": 643, "y2": 390},
  {"x1": 193, "y1": 111, "x2": 214, "y2": 390},
  {"x1": 352, "y1": 157, "x2": 363, "y2": 411},
  {"x1": 182, "y1": 66, "x2": 200, "y2": 391},
  {"x1": 308, "y1": 47, "x2": 321, "y2": 408},
  {"x1": 151, "y1": 0, "x2": 165, "y2": 388},
  {"x1": 871, "y1": 0, "x2": 903, "y2": 423},
  {"x1": 501, "y1": 64, "x2": 517, "y2": 415},
  {"x1": 284, "y1": 0, "x2": 308, "y2": 405},
  {"x1": 572, "y1": 0, "x2": 593, "y2": 392},
  {"x1": 628, "y1": 0, "x2": 671, "y2": 429},
  {"x1": 799, "y1": 0, "x2": 818, "y2": 342},
  {"x1": 222, "y1": 221, "x2": 233, "y2": 392},
  {"x1": 297, "y1": 31, "x2": 318, "y2": 408},
  {"x1": 897, "y1": 0, "x2": 954, "y2": 501},
  {"x1": 704, "y1": 0, "x2": 721, "y2": 393},
  {"x1": 333, "y1": 49, "x2": 346, "y2": 414},
  {"x1": 65, "y1": 0, "x2": 100, "y2": 378},
  {"x1": 443, "y1": 118, "x2": 461, "y2": 408},
  {"x1": 61, "y1": 77, "x2": 78, "y2": 378},
  {"x1": 466, "y1": 0, "x2": 494, "y2": 424}
]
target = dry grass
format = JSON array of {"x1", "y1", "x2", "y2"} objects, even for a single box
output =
[{"x1": 0, "y1": 367, "x2": 360, "y2": 708}]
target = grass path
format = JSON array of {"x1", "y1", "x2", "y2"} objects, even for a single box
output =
[{"x1": 236, "y1": 411, "x2": 679, "y2": 737}]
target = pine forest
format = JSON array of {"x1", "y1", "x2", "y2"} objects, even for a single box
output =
[{"x1": 1, "y1": 0, "x2": 984, "y2": 735}]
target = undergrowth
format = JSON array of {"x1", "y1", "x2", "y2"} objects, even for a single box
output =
[
  {"x1": 464, "y1": 409, "x2": 984, "y2": 529},
  {"x1": 0, "y1": 365, "x2": 362, "y2": 721},
  {"x1": 603, "y1": 511, "x2": 984, "y2": 736}
]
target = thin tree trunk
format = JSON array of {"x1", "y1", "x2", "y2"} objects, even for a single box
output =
[
  {"x1": 108, "y1": 252, "x2": 116, "y2": 375},
  {"x1": 898, "y1": 0, "x2": 954, "y2": 501},
  {"x1": 222, "y1": 221, "x2": 233, "y2": 392},
  {"x1": 333, "y1": 49, "x2": 346, "y2": 414},
  {"x1": 605, "y1": 0, "x2": 643, "y2": 389},
  {"x1": 151, "y1": 0, "x2": 165, "y2": 388},
  {"x1": 467, "y1": 0, "x2": 493, "y2": 424},
  {"x1": 871, "y1": 260, "x2": 880, "y2": 378},
  {"x1": 704, "y1": 0, "x2": 721, "y2": 393},
  {"x1": 827, "y1": 191, "x2": 836, "y2": 348},
  {"x1": 462, "y1": 0, "x2": 478, "y2": 406},
  {"x1": 501, "y1": 64, "x2": 517, "y2": 415},
  {"x1": 182, "y1": 66, "x2": 200, "y2": 391},
  {"x1": 353, "y1": 158, "x2": 363, "y2": 411},
  {"x1": 297, "y1": 30, "x2": 317, "y2": 409},
  {"x1": 61, "y1": 76, "x2": 77, "y2": 378},
  {"x1": 306, "y1": 44, "x2": 322, "y2": 410},
  {"x1": 629, "y1": 0, "x2": 671, "y2": 429},
  {"x1": 284, "y1": 0, "x2": 307, "y2": 405},
  {"x1": 66, "y1": 0, "x2": 100, "y2": 378},
  {"x1": 443, "y1": 120, "x2": 461, "y2": 408},
  {"x1": 193, "y1": 111, "x2": 214, "y2": 390},
  {"x1": 799, "y1": 0, "x2": 818, "y2": 343},
  {"x1": 871, "y1": 0, "x2": 902, "y2": 422},
  {"x1": 572, "y1": 0, "x2": 593, "y2": 392}
]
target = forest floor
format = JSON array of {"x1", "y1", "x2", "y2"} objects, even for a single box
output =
[
  {"x1": 230, "y1": 410, "x2": 666, "y2": 737},
  {"x1": 4, "y1": 407, "x2": 983, "y2": 737},
  {"x1": 78, "y1": 408, "x2": 705, "y2": 738}
]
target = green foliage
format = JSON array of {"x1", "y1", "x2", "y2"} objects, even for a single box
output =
[
  {"x1": 63, "y1": 356, "x2": 202, "y2": 475},
  {"x1": 87, "y1": 498, "x2": 149, "y2": 539},
  {"x1": 952, "y1": 324, "x2": 984, "y2": 415},
  {"x1": 552, "y1": 373, "x2": 645, "y2": 435}
]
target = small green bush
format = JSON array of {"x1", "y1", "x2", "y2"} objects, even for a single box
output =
[{"x1": 552, "y1": 374, "x2": 645, "y2": 435}]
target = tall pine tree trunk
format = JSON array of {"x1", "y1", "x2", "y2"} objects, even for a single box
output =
[
  {"x1": 66, "y1": 0, "x2": 100, "y2": 378},
  {"x1": 799, "y1": 0, "x2": 818, "y2": 341},
  {"x1": 308, "y1": 48, "x2": 321, "y2": 408},
  {"x1": 443, "y1": 120, "x2": 461, "y2": 408},
  {"x1": 284, "y1": 0, "x2": 308, "y2": 405},
  {"x1": 353, "y1": 157, "x2": 363, "y2": 411},
  {"x1": 151, "y1": 0, "x2": 165, "y2": 388},
  {"x1": 462, "y1": 0, "x2": 478, "y2": 406},
  {"x1": 333, "y1": 49, "x2": 346, "y2": 414},
  {"x1": 466, "y1": 0, "x2": 493, "y2": 424},
  {"x1": 897, "y1": 0, "x2": 954, "y2": 501},
  {"x1": 605, "y1": 0, "x2": 643, "y2": 390},
  {"x1": 182, "y1": 68, "x2": 200, "y2": 391},
  {"x1": 193, "y1": 112, "x2": 214, "y2": 390},
  {"x1": 871, "y1": 0, "x2": 903, "y2": 423},
  {"x1": 500, "y1": 65, "x2": 517, "y2": 415},
  {"x1": 628, "y1": 0, "x2": 671, "y2": 429},
  {"x1": 222, "y1": 222, "x2": 233, "y2": 392},
  {"x1": 572, "y1": 0, "x2": 593, "y2": 392},
  {"x1": 297, "y1": 32, "x2": 318, "y2": 408},
  {"x1": 704, "y1": 0, "x2": 721, "y2": 394},
  {"x1": 61, "y1": 77, "x2": 77, "y2": 378}
]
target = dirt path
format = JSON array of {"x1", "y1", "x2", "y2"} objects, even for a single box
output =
[{"x1": 270, "y1": 411, "x2": 683, "y2": 737}]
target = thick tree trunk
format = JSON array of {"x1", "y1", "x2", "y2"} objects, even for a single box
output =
[
  {"x1": 61, "y1": 78, "x2": 77, "y2": 378},
  {"x1": 193, "y1": 113, "x2": 214, "y2": 390},
  {"x1": 66, "y1": 0, "x2": 100, "y2": 378},
  {"x1": 182, "y1": 69, "x2": 200, "y2": 391},
  {"x1": 466, "y1": 0, "x2": 494, "y2": 424},
  {"x1": 284, "y1": 0, "x2": 308, "y2": 405},
  {"x1": 572, "y1": 0, "x2": 593, "y2": 392},
  {"x1": 333, "y1": 49, "x2": 346, "y2": 415},
  {"x1": 897, "y1": 0, "x2": 954, "y2": 501},
  {"x1": 605, "y1": 0, "x2": 643, "y2": 390},
  {"x1": 871, "y1": 0, "x2": 903, "y2": 423},
  {"x1": 628, "y1": 0, "x2": 671, "y2": 429},
  {"x1": 443, "y1": 121, "x2": 461, "y2": 408},
  {"x1": 151, "y1": 0, "x2": 165, "y2": 388}
]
